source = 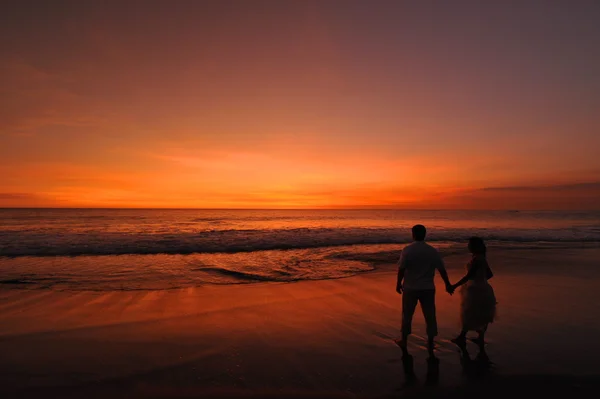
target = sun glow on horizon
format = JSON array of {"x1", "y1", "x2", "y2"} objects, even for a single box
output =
[{"x1": 1, "y1": 2, "x2": 600, "y2": 210}]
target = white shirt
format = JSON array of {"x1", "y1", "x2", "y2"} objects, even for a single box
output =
[{"x1": 398, "y1": 241, "x2": 445, "y2": 291}]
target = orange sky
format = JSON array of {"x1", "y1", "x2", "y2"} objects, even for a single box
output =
[{"x1": 1, "y1": 1, "x2": 599, "y2": 209}]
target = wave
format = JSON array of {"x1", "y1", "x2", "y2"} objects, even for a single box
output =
[
  {"x1": 0, "y1": 246, "x2": 383, "y2": 290},
  {"x1": 1, "y1": 227, "x2": 599, "y2": 257},
  {"x1": 196, "y1": 267, "x2": 285, "y2": 282},
  {"x1": 0, "y1": 278, "x2": 35, "y2": 285}
]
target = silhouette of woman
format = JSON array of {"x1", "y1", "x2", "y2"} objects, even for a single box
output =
[{"x1": 450, "y1": 237, "x2": 497, "y2": 349}]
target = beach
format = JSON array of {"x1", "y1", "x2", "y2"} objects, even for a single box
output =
[
  {"x1": 3, "y1": 0, "x2": 600, "y2": 396},
  {"x1": 3, "y1": 0, "x2": 600, "y2": 394},
  {"x1": 2, "y1": 247, "x2": 600, "y2": 398}
]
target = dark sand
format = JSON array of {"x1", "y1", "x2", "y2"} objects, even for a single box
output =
[{"x1": 1, "y1": 248, "x2": 600, "y2": 398}]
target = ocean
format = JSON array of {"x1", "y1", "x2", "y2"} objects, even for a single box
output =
[{"x1": 1, "y1": 209, "x2": 599, "y2": 290}]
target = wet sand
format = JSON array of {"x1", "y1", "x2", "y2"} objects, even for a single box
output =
[{"x1": 1, "y1": 248, "x2": 600, "y2": 398}]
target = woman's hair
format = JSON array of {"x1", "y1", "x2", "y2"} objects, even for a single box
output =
[{"x1": 468, "y1": 236, "x2": 487, "y2": 255}]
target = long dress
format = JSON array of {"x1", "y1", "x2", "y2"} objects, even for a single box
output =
[{"x1": 459, "y1": 256, "x2": 497, "y2": 331}]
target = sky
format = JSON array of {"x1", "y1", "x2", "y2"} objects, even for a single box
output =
[{"x1": 1, "y1": 0, "x2": 599, "y2": 209}]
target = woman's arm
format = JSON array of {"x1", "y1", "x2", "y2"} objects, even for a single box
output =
[
  {"x1": 486, "y1": 265, "x2": 494, "y2": 280},
  {"x1": 452, "y1": 272, "x2": 472, "y2": 290},
  {"x1": 452, "y1": 261, "x2": 477, "y2": 289}
]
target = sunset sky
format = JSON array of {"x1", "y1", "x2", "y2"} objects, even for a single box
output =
[{"x1": 1, "y1": 1, "x2": 599, "y2": 209}]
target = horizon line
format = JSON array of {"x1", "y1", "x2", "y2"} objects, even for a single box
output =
[{"x1": 1, "y1": 207, "x2": 598, "y2": 212}]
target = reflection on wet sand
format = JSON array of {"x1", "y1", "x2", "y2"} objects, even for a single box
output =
[
  {"x1": 399, "y1": 340, "x2": 492, "y2": 394},
  {"x1": 400, "y1": 346, "x2": 440, "y2": 388},
  {"x1": 459, "y1": 344, "x2": 493, "y2": 380},
  {"x1": 426, "y1": 355, "x2": 440, "y2": 386}
]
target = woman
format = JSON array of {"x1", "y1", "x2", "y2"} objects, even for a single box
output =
[{"x1": 450, "y1": 237, "x2": 497, "y2": 349}]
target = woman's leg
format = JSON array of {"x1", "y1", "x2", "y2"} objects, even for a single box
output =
[
  {"x1": 477, "y1": 324, "x2": 488, "y2": 349},
  {"x1": 451, "y1": 329, "x2": 468, "y2": 346}
]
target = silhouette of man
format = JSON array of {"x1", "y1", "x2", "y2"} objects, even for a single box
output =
[{"x1": 396, "y1": 224, "x2": 452, "y2": 354}]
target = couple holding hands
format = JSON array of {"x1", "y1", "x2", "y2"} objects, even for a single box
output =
[{"x1": 396, "y1": 225, "x2": 497, "y2": 354}]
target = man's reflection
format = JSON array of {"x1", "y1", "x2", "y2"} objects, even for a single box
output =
[
  {"x1": 426, "y1": 354, "x2": 440, "y2": 386},
  {"x1": 400, "y1": 347, "x2": 417, "y2": 386},
  {"x1": 400, "y1": 346, "x2": 439, "y2": 387}
]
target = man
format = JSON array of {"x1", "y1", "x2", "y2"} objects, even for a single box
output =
[{"x1": 396, "y1": 224, "x2": 452, "y2": 354}]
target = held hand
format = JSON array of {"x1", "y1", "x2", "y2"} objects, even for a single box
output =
[{"x1": 446, "y1": 284, "x2": 455, "y2": 295}]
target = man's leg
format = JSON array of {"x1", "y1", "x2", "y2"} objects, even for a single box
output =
[
  {"x1": 400, "y1": 290, "x2": 419, "y2": 349},
  {"x1": 419, "y1": 290, "x2": 438, "y2": 355}
]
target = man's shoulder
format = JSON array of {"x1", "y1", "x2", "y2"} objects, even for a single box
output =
[
  {"x1": 406, "y1": 241, "x2": 437, "y2": 249},
  {"x1": 423, "y1": 242, "x2": 439, "y2": 251},
  {"x1": 403, "y1": 241, "x2": 441, "y2": 255},
  {"x1": 402, "y1": 242, "x2": 419, "y2": 253},
  {"x1": 418, "y1": 242, "x2": 441, "y2": 257},
  {"x1": 425, "y1": 242, "x2": 442, "y2": 255}
]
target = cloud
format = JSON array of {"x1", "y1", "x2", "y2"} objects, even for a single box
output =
[
  {"x1": 0, "y1": 58, "x2": 109, "y2": 134},
  {"x1": 480, "y1": 182, "x2": 600, "y2": 192},
  {"x1": 0, "y1": 192, "x2": 62, "y2": 207},
  {"x1": 0, "y1": 193, "x2": 38, "y2": 200},
  {"x1": 441, "y1": 181, "x2": 600, "y2": 210}
]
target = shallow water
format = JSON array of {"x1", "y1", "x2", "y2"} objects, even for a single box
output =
[{"x1": 1, "y1": 209, "x2": 599, "y2": 289}]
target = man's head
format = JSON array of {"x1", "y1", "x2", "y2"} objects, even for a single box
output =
[{"x1": 412, "y1": 224, "x2": 427, "y2": 241}]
